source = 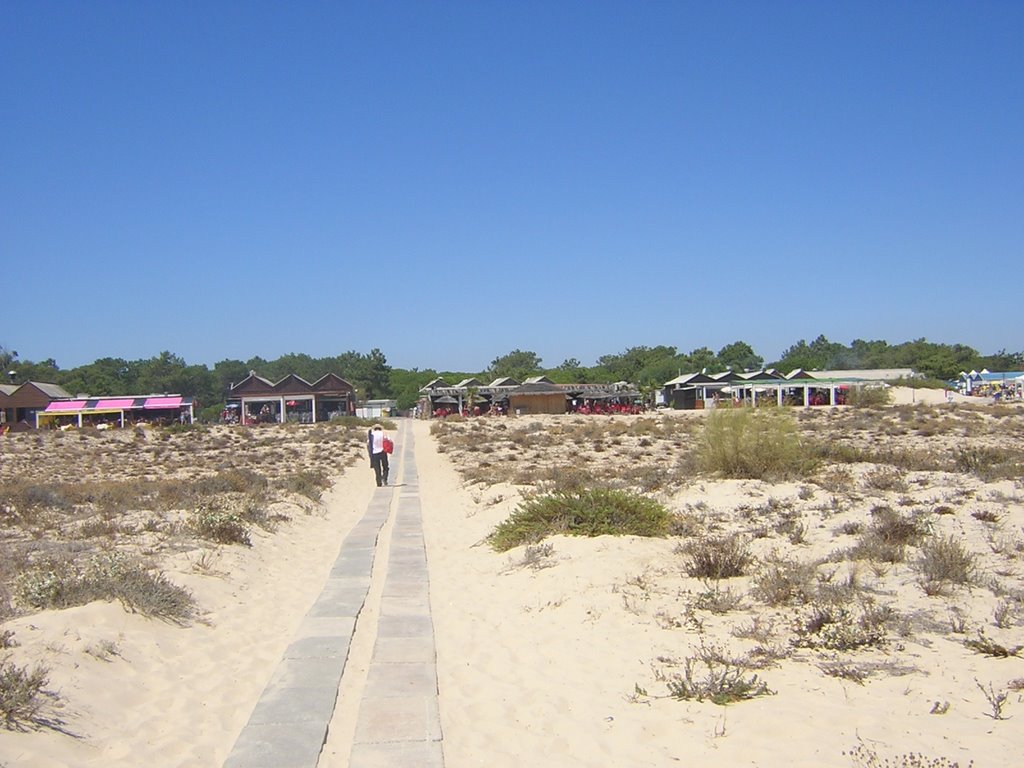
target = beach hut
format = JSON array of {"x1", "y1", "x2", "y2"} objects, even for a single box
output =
[
  {"x1": 662, "y1": 372, "x2": 717, "y2": 409},
  {"x1": 507, "y1": 381, "x2": 568, "y2": 415}
]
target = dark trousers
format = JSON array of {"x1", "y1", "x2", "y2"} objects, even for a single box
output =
[{"x1": 371, "y1": 452, "x2": 389, "y2": 486}]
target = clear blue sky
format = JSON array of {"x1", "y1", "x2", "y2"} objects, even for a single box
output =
[{"x1": 4, "y1": 1, "x2": 1022, "y2": 372}]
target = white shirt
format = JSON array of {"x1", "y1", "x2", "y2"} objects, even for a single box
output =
[{"x1": 371, "y1": 430, "x2": 385, "y2": 454}]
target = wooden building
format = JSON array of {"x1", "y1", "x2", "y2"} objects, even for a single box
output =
[
  {"x1": 507, "y1": 381, "x2": 568, "y2": 415},
  {"x1": 0, "y1": 381, "x2": 73, "y2": 430},
  {"x1": 229, "y1": 372, "x2": 355, "y2": 424}
]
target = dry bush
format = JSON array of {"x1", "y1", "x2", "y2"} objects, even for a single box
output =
[
  {"x1": 751, "y1": 556, "x2": 818, "y2": 606},
  {"x1": 0, "y1": 660, "x2": 54, "y2": 727},
  {"x1": 848, "y1": 506, "x2": 930, "y2": 563},
  {"x1": 189, "y1": 503, "x2": 251, "y2": 546},
  {"x1": 678, "y1": 534, "x2": 753, "y2": 579},
  {"x1": 844, "y1": 386, "x2": 892, "y2": 408},
  {"x1": 689, "y1": 580, "x2": 746, "y2": 613},
  {"x1": 845, "y1": 744, "x2": 971, "y2": 768},
  {"x1": 656, "y1": 641, "x2": 774, "y2": 705},
  {"x1": 13, "y1": 551, "x2": 195, "y2": 623},
  {"x1": 279, "y1": 470, "x2": 329, "y2": 501},
  {"x1": 970, "y1": 509, "x2": 1000, "y2": 524},
  {"x1": 791, "y1": 596, "x2": 895, "y2": 651},
  {"x1": 862, "y1": 468, "x2": 909, "y2": 493},
  {"x1": 964, "y1": 633, "x2": 1022, "y2": 658},
  {"x1": 916, "y1": 534, "x2": 978, "y2": 595},
  {"x1": 954, "y1": 445, "x2": 1024, "y2": 481}
]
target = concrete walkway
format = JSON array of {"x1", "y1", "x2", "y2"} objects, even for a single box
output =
[{"x1": 223, "y1": 421, "x2": 444, "y2": 768}]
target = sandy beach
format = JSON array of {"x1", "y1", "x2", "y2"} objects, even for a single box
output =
[{"x1": 2, "y1": 394, "x2": 1023, "y2": 767}]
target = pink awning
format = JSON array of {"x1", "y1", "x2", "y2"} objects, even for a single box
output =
[
  {"x1": 44, "y1": 400, "x2": 88, "y2": 412},
  {"x1": 95, "y1": 398, "x2": 135, "y2": 409},
  {"x1": 144, "y1": 396, "x2": 184, "y2": 409}
]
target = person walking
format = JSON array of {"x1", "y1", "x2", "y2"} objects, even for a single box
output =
[{"x1": 367, "y1": 423, "x2": 390, "y2": 487}]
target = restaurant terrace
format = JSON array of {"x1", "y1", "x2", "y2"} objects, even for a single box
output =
[
  {"x1": 37, "y1": 395, "x2": 196, "y2": 429},
  {"x1": 228, "y1": 372, "x2": 355, "y2": 424},
  {"x1": 419, "y1": 376, "x2": 642, "y2": 416},
  {"x1": 662, "y1": 368, "x2": 917, "y2": 409}
]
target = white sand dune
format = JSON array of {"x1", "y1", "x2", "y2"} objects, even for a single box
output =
[{"x1": 2, "y1": 407, "x2": 1022, "y2": 767}]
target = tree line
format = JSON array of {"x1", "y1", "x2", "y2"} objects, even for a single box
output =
[{"x1": 2, "y1": 337, "x2": 1020, "y2": 419}]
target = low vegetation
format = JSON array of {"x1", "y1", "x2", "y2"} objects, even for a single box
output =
[
  {"x1": 433, "y1": 399, "x2": 1023, "y2": 747},
  {"x1": 14, "y1": 552, "x2": 195, "y2": 624},
  {"x1": 698, "y1": 408, "x2": 818, "y2": 480},
  {"x1": 0, "y1": 658, "x2": 54, "y2": 727},
  {"x1": 0, "y1": 420, "x2": 366, "y2": 730},
  {"x1": 488, "y1": 488, "x2": 670, "y2": 551},
  {"x1": 677, "y1": 534, "x2": 753, "y2": 579}
]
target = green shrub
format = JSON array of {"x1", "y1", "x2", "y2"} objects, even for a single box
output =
[
  {"x1": 844, "y1": 385, "x2": 892, "y2": 408},
  {"x1": 698, "y1": 408, "x2": 817, "y2": 480},
  {"x1": 488, "y1": 489, "x2": 670, "y2": 551}
]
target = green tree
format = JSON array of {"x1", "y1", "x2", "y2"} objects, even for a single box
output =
[
  {"x1": 847, "y1": 339, "x2": 892, "y2": 369},
  {"x1": 488, "y1": 349, "x2": 543, "y2": 381},
  {"x1": 390, "y1": 368, "x2": 437, "y2": 410},
  {"x1": 59, "y1": 357, "x2": 136, "y2": 395},
  {"x1": 686, "y1": 346, "x2": 718, "y2": 373},
  {"x1": 980, "y1": 349, "x2": 1024, "y2": 372},
  {"x1": 717, "y1": 341, "x2": 763, "y2": 373},
  {"x1": 0, "y1": 346, "x2": 17, "y2": 374},
  {"x1": 135, "y1": 351, "x2": 189, "y2": 395},
  {"x1": 213, "y1": 359, "x2": 251, "y2": 397},
  {"x1": 9, "y1": 357, "x2": 60, "y2": 386},
  {"x1": 265, "y1": 353, "x2": 320, "y2": 383},
  {"x1": 636, "y1": 354, "x2": 689, "y2": 386},
  {"x1": 331, "y1": 349, "x2": 392, "y2": 400},
  {"x1": 548, "y1": 357, "x2": 591, "y2": 384},
  {"x1": 775, "y1": 334, "x2": 845, "y2": 371},
  {"x1": 596, "y1": 346, "x2": 677, "y2": 382},
  {"x1": 891, "y1": 339, "x2": 979, "y2": 380},
  {"x1": 361, "y1": 348, "x2": 392, "y2": 399}
]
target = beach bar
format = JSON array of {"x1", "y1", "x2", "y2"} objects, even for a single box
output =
[
  {"x1": 229, "y1": 372, "x2": 355, "y2": 424},
  {"x1": 37, "y1": 395, "x2": 196, "y2": 428}
]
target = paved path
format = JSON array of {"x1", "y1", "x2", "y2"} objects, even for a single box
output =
[{"x1": 223, "y1": 421, "x2": 444, "y2": 768}]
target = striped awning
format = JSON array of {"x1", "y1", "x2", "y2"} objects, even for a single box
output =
[
  {"x1": 44, "y1": 400, "x2": 89, "y2": 411},
  {"x1": 143, "y1": 396, "x2": 184, "y2": 409},
  {"x1": 43, "y1": 396, "x2": 192, "y2": 414}
]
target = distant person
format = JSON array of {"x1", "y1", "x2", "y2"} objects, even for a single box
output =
[{"x1": 367, "y1": 423, "x2": 390, "y2": 487}]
